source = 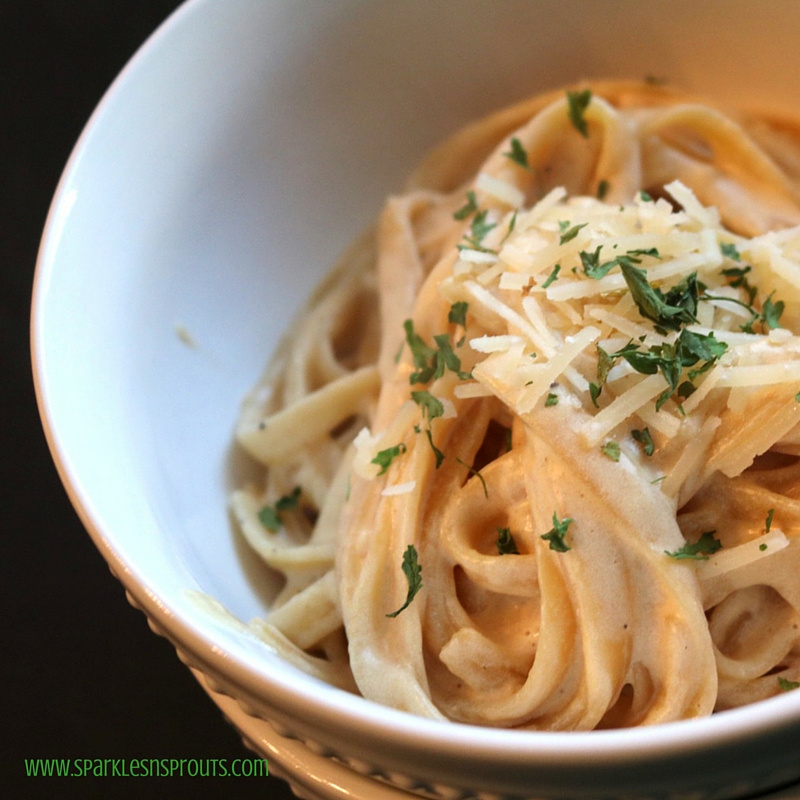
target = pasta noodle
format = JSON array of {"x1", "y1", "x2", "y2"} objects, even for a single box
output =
[{"x1": 230, "y1": 80, "x2": 800, "y2": 729}]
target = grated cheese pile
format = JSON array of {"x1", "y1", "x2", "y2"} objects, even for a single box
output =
[{"x1": 437, "y1": 180, "x2": 800, "y2": 449}]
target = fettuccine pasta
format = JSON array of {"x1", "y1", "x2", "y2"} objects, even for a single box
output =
[{"x1": 230, "y1": 80, "x2": 800, "y2": 729}]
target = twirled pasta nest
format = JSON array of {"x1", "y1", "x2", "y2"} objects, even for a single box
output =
[{"x1": 229, "y1": 80, "x2": 800, "y2": 730}]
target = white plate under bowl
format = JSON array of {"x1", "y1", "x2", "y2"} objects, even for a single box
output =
[{"x1": 31, "y1": 1, "x2": 800, "y2": 798}]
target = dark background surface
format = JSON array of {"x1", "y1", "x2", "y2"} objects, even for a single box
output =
[{"x1": 1, "y1": 2, "x2": 297, "y2": 797}]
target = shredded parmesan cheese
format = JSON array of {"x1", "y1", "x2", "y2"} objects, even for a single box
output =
[
  {"x1": 381, "y1": 481, "x2": 417, "y2": 497},
  {"x1": 697, "y1": 530, "x2": 790, "y2": 580}
]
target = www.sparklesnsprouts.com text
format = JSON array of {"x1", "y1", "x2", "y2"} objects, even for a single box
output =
[{"x1": 24, "y1": 757, "x2": 268, "y2": 778}]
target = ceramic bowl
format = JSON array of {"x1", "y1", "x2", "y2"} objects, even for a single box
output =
[{"x1": 31, "y1": 1, "x2": 800, "y2": 798}]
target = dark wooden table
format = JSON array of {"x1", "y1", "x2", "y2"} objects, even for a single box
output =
[{"x1": 1, "y1": 3, "x2": 299, "y2": 797}]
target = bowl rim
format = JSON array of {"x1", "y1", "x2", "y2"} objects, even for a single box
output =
[{"x1": 29, "y1": 0, "x2": 800, "y2": 775}]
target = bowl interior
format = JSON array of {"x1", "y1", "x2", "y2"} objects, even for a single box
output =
[{"x1": 32, "y1": 0, "x2": 800, "y2": 779}]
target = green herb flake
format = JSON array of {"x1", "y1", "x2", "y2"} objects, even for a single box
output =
[
  {"x1": 721, "y1": 264, "x2": 757, "y2": 304},
  {"x1": 411, "y1": 390, "x2": 444, "y2": 421},
  {"x1": 424, "y1": 428, "x2": 445, "y2": 469},
  {"x1": 566, "y1": 89, "x2": 592, "y2": 138},
  {"x1": 454, "y1": 190, "x2": 479, "y2": 221},
  {"x1": 545, "y1": 392, "x2": 559, "y2": 407},
  {"x1": 541, "y1": 512, "x2": 573, "y2": 552},
  {"x1": 275, "y1": 486, "x2": 301, "y2": 512},
  {"x1": 258, "y1": 486, "x2": 302, "y2": 532},
  {"x1": 385, "y1": 544, "x2": 423, "y2": 618},
  {"x1": 403, "y1": 319, "x2": 436, "y2": 383},
  {"x1": 470, "y1": 209, "x2": 496, "y2": 244},
  {"x1": 559, "y1": 222, "x2": 587, "y2": 245},
  {"x1": 432, "y1": 334, "x2": 471, "y2": 380},
  {"x1": 620, "y1": 263, "x2": 700, "y2": 331},
  {"x1": 601, "y1": 440, "x2": 621, "y2": 462},
  {"x1": 639, "y1": 190, "x2": 653, "y2": 202},
  {"x1": 541, "y1": 263, "x2": 561, "y2": 288},
  {"x1": 760, "y1": 543, "x2": 768, "y2": 552},
  {"x1": 778, "y1": 676, "x2": 800, "y2": 692},
  {"x1": 631, "y1": 427, "x2": 655, "y2": 456},
  {"x1": 505, "y1": 137, "x2": 530, "y2": 170},
  {"x1": 257, "y1": 506, "x2": 282, "y2": 533},
  {"x1": 496, "y1": 527, "x2": 520, "y2": 555},
  {"x1": 446, "y1": 303, "x2": 467, "y2": 331},
  {"x1": 762, "y1": 294, "x2": 785, "y2": 330},
  {"x1": 456, "y1": 457, "x2": 489, "y2": 498},
  {"x1": 766, "y1": 508, "x2": 775, "y2": 533},
  {"x1": 580, "y1": 246, "x2": 614, "y2": 280},
  {"x1": 665, "y1": 531, "x2": 722, "y2": 561},
  {"x1": 720, "y1": 242, "x2": 741, "y2": 262},
  {"x1": 504, "y1": 209, "x2": 518, "y2": 241},
  {"x1": 403, "y1": 320, "x2": 471, "y2": 384},
  {"x1": 597, "y1": 179, "x2": 610, "y2": 200},
  {"x1": 732, "y1": 289, "x2": 786, "y2": 334},
  {"x1": 371, "y1": 443, "x2": 408, "y2": 476}
]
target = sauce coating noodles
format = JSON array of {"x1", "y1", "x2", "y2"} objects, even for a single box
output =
[{"x1": 231, "y1": 81, "x2": 800, "y2": 729}]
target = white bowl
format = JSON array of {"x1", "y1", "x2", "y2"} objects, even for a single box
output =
[{"x1": 31, "y1": 1, "x2": 800, "y2": 798}]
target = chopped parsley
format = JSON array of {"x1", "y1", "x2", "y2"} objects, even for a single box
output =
[
  {"x1": 424, "y1": 428, "x2": 445, "y2": 469},
  {"x1": 545, "y1": 392, "x2": 559, "y2": 407},
  {"x1": 411, "y1": 390, "x2": 444, "y2": 421},
  {"x1": 665, "y1": 531, "x2": 722, "y2": 561},
  {"x1": 720, "y1": 241, "x2": 741, "y2": 262},
  {"x1": 403, "y1": 319, "x2": 436, "y2": 381},
  {"x1": 559, "y1": 222, "x2": 587, "y2": 245},
  {"x1": 411, "y1": 390, "x2": 446, "y2": 468},
  {"x1": 705, "y1": 272, "x2": 785, "y2": 333},
  {"x1": 457, "y1": 208, "x2": 497, "y2": 254},
  {"x1": 737, "y1": 293, "x2": 784, "y2": 333},
  {"x1": 500, "y1": 209, "x2": 519, "y2": 246},
  {"x1": 778, "y1": 676, "x2": 800, "y2": 692},
  {"x1": 258, "y1": 486, "x2": 302, "y2": 532},
  {"x1": 541, "y1": 263, "x2": 561, "y2": 288},
  {"x1": 580, "y1": 245, "x2": 661, "y2": 281},
  {"x1": 456, "y1": 457, "x2": 489, "y2": 498},
  {"x1": 454, "y1": 190, "x2": 478, "y2": 221},
  {"x1": 432, "y1": 334, "x2": 472, "y2": 379},
  {"x1": 721, "y1": 264, "x2": 756, "y2": 303},
  {"x1": 371, "y1": 443, "x2": 407, "y2": 476},
  {"x1": 631, "y1": 427, "x2": 655, "y2": 456},
  {"x1": 385, "y1": 544, "x2": 423, "y2": 618},
  {"x1": 541, "y1": 512, "x2": 573, "y2": 552},
  {"x1": 620, "y1": 263, "x2": 700, "y2": 332},
  {"x1": 566, "y1": 89, "x2": 592, "y2": 138},
  {"x1": 403, "y1": 320, "x2": 471, "y2": 384},
  {"x1": 601, "y1": 440, "x2": 621, "y2": 462},
  {"x1": 496, "y1": 527, "x2": 520, "y2": 555},
  {"x1": 597, "y1": 179, "x2": 610, "y2": 200},
  {"x1": 469, "y1": 209, "x2": 496, "y2": 245},
  {"x1": 766, "y1": 508, "x2": 775, "y2": 533},
  {"x1": 760, "y1": 294, "x2": 785, "y2": 331},
  {"x1": 504, "y1": 137, "x2": 531, "y2": 170},
  {"x1": 448, "y1": 301, "x2": 469, "y2": 329},
  {"x1": 591, "y1": 328, "x2": 727, "y2": 411}
]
